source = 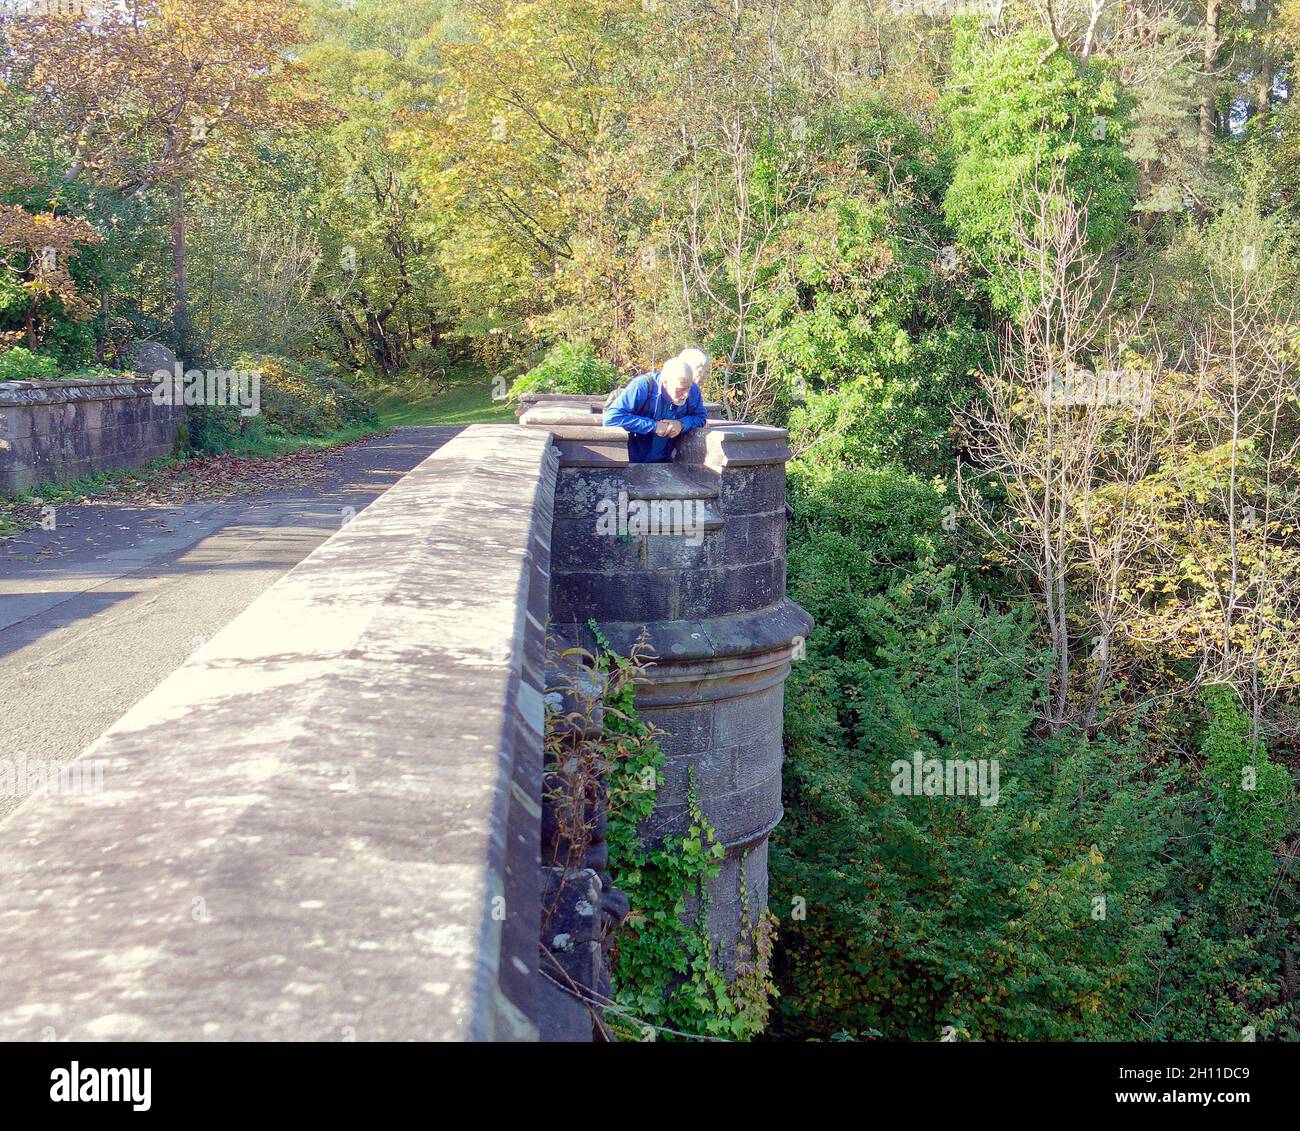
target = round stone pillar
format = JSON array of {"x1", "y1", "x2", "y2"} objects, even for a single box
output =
[{"x1": 525, "y1": 408, "x2": 812, "y2": 972}]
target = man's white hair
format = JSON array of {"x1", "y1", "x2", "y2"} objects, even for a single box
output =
[
  {"x1": 678, "y1": 347, "x2": 710, "y2": 383},
  {"x1": 660, "y1": 356, "x2": 694, "y2": 385}
]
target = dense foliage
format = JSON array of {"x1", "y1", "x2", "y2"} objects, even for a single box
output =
[
  {"x1": 941, "y1": 24, "x2": 1136, "y2": 314},
  {"x1": 774, "y1": 470, "x2": 1298, "y2": 1040}
]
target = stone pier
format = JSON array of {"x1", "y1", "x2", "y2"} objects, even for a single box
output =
[{"x1": 523, "y1": 407, "x2": 812, "y2": 972}]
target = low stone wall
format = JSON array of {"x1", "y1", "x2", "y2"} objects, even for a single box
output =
[
  {"x1": 0, "y1": 424, "x2": 556, "y2": 1041},
  {"x1": 0, "y1": 376, "x2": 183, "y2": 495}
]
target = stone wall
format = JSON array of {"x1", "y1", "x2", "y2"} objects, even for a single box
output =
[{"x1": 0, "y1": 376, "x2": 183, "y2": 495}]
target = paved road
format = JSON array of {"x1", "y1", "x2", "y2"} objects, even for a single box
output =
[{"x1": 0, "y1": 426, "x2": 458, "y2": 818}]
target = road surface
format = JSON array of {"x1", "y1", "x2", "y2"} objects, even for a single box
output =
[{"x1": 0, "y1": 426, "x2": 458, "y2": 819}]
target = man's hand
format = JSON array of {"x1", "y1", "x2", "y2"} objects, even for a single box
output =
[
  {"x1": 664, "y1": 419, "x2": 683, "y2": 438},
  {"x1": 655, "y1": 419, "x2": 676, "y2": 437}
]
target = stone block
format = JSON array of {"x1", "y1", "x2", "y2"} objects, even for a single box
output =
[
  {"x1": 670, "y1": 561, "x2": 781, "y2": 619},
  {"x1": 79, "y1": 399, "x2": 104, "y2": 431},
  {"x1": 0, "y1": 406, "x2": 32, "y2": 440},
  {"x1": 714, "y1": 683, "x2": 784, "y2": 747},
  {"x1": 624, "y1": 463, "x2": 719, "y2": 501},
  {"x1": 699, "y1": 844, "x2": 771, "y2": 976},
  {"x1": 719, "y1": 464, "x2": 786, "y2": 516},
  {"x1": 675, "y1": 565, "x2": 728, "y2": 618},
  {"x1": 551, "y1": 516, "x2": 646, "y2": 571},
  {"x1": 722, "y1": 511, "x2": 784, "y2": 566},
  {"x1": 552, "y1": 568, "x2": 678, "y2": 624},
  {"x1": 553, "y1": 466, "x2": 628, "y2": 519},
  {"x1": 656, "y1": 742, "x2": 736, "y2": 806},
  {"x1": 101, "y1": 396, "x2": 135, "y2": 427},
  {"x1": 642, "y1": 769, "x2": 783, "y2": 851},
  {"x1": 722, "y1": 560, "x2": 781, "y2": 614},
  {"x1": 642, "y1": 701, "x2": 714, "y2": 760},
  {"x1": 644, "y1": 526, "x2": 724, "y2": 571}
]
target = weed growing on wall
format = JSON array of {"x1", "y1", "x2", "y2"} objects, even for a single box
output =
[{"x1": 586, "y1": 621, "x2": 776, "y2": 1040}]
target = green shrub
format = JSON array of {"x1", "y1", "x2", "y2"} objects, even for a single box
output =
[
  {"x1": 185, "y1": 405, "x2": 247, "y2": 455},
  {"x1": 507, "y1": 340, "x2": 617, "y2": 400},
  {"x1": 312, "y1": 372, "x2": 379, "y2": 429},
  {"x1": 35, "y1": 319, "x2": 98, "y2": 371},
  {"x1": 773, "y1": 456, "x2": 1300, "y2": 1042},
  {"x1": 259, "y1": 386, "x2": 329, "y2": 437},
  {"x1": 236, "y1": 353, "x2": 377, "y2": 436},
  {"x1": 0, "y1": 347, "x2": 59, "y2": 382},
  {"x1": 1120, "y1": 689, "x2": 1296, "y2": 1041},
  {"x1": 61, "y1": 365, "x2": 122, "y2": 382},
  {"x1": 772, "y1": 543, "x2": 1191, "y2": 1041},
  {"x1": 179, "y1": 354, "x2": 376, "y2": 453},
  {"x1": 1199, "y1": 687, "x2": 1290, "y2": 923}
]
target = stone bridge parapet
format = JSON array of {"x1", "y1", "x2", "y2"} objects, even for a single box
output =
[
  {"x1": 0, "y1": 412, "x2": 810, "y2": 1040},
  {"x1": 0, "y1": 377, "x2": 183, "y2": 494}
]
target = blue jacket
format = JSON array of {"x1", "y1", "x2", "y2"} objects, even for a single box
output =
[{"x1": 603, "y1": 372, "x2": 707, "y2": 463}]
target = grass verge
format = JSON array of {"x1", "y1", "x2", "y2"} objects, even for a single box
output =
[
  {"x1": 369, "y1": 368, "x2": 515, "y2": 428},
  {"x1": 218, "y1": 418, "x2": 389, "y2": 458}
]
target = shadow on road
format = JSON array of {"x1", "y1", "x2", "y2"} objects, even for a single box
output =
[{"x1": 0, "y1": 426, "x2": 461, "y2": 769}]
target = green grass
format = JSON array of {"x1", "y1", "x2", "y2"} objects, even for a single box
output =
[
  {"x1": 370, "y1": 367, "x2": 515, "y2": 428},
  {"x1": 232, "y1": 362, "x2": 514, "y2": 441},
  {"x1": 219, "y1": 418, "x2": 388, "y2": 458}
]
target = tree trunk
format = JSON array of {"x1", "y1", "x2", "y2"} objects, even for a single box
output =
[
  {"x1": 170, "y1": 178, "x2": 193, "y2": 361},
  {"x1": 1199, "y1": 0, "x2": 1222, "y2": 155},
  {"x1": 97, "y1": 286, "x2": 107, "y2": 363},
  {"x1": 1257, "y1": 58, "x2": 1272, "y2": 118}
]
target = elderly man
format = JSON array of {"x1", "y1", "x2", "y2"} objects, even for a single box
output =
[{"x1": 603, "y1": 356, "x2": 707, "y2": 464}]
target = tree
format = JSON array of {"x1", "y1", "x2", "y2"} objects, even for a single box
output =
[
  {"x1": 957, "y1": 177, "x2": 1173, "y2": 732},
  {"x1": 751, "y1": 99, "x2": 986, "y2": 477},
  {"x1": 301, "y1": 0, "x2": 455, "y2": 377},
  {"x1": 419, "y1": 0, "x2": 650, "y2": 365},
  {"x1": 0, "y1": 206, "x2": 101, "y2": 352},
  {"x1": 8, "y1": 0, "x2": 320, "y2": 358},
  {"x1": 1106, "y1": 188, "x2": 1300, "y2": 736},
  {"x1": 941, "y1": 23, "x2": 1135, "y2": 315}
]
